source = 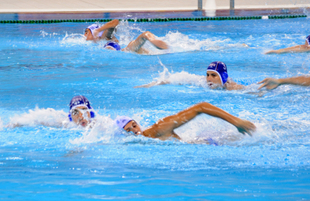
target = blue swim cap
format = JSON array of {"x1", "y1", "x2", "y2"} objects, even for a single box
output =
[
  {"x1": 104, "y1": 41, "x2": 121, "y2": 51},
  {"x1": 87, "y1": 24, "x2": 103, "y2": 38},
  {"x1": 306, "y1": 35, "x2": 310, "y2": 45},
  {"x1": 207, "y1": 61, "x2": 228, "y2": 85},
  {"x1": 69, "y1": 95, "x2": 93, "y2": 110},
  {"x1": 115, "y1": 116, "x2": 133, "y2": 129}
]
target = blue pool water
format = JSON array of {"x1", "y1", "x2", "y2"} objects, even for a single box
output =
[{"x1": 1, "y1": 18, "x2": 310, "y2": 200}]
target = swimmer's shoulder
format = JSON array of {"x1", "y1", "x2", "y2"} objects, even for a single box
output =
[{"x1": 225, "y1": 79, "x2": 244, "y2": 90}]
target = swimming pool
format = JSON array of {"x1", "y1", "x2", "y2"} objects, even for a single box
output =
[{"x1": 0, "y1": 17, "x2": 310, "y2": 200}]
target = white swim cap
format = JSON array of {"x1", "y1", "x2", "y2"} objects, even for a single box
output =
[
  {"x1": 115, "y1": 116, "x2": 133, "y2": 129},
  {"x1": 87, "y1": 24, "x2": 103, "y2": 38}
]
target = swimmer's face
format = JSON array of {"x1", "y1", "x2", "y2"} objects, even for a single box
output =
[
  {"x1": 71, "y1": 106, "x2": 91, "y2": 127},
  {"x1": 123, "y1": 120, "x2": 142, "y2": 135},
  {"x1": 105, "y1": 46, "x2": 117, "y2": 51},
  {"x1": 206, "y1": 71, "x2": 222, "y2": 88},
  {"x1": 84, "y1": 28, "x2": 94, "y2": 41}
]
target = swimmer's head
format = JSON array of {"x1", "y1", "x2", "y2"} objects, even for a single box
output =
[
  {"x1": 306, "y1": 35, "x2": 310, "y2": 45},
  {"x1": 206, "y1": 61, "x2": 228, "y2": 88},
  {"x1": 69, "y1": 95, "x2": 95, "y2": 127},
  {"x1": 84, "y1": 24, "x2": 103, "y2": 41},
  {"x1": 115, "y1": 116, "x2": 142, "y2": 135}
]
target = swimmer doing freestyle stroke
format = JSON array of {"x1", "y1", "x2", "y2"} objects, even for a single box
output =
[
  {"x1": 84, "y1": 19, "x2": 168, "y2": 54},
  {"x1": 265, "y1": 35, "x2": 310, "y2": 54},
  {"x1": 115, "y1": 102, "x2": 256, "y2": 142},
  {"x1": 135, "y1": 61, "x2": 244, "y2": 90}
]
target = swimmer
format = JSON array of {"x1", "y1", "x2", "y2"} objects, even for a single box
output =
[
  {"x1": 265, "y1": 35, "x2": 310, "y2": 54},
  {"x1": 68, "y1": 95, "x2": 96, "y2": 127},
  {"x1": 84, "y1": 20, "x2": 168, "y2": 54},
  {"x1": 6, "y1": 96, "x2": 95, "y2": 128},
  {"x1": 115, "y1": 102, "x2": 256, "y2": 141},
  {"x1": 258, "y1": 75, "x2": 310, "y2": 90},
  {"x1": 206, "y1": 61, "x2": 243, "y2": 90},
  {"x1": 135, "y1": 61, "x2": 243, "y2": 90}
]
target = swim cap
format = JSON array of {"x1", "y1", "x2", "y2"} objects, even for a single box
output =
[
  {"x1": 104, "y1": 41, "x2": 121, "y2": 51},
  {"x1": 68, "y1": 95, "x2": 95, "y2": 121},
  {"x1": 207, "y1": 61, "x2": 228, "y2": 85},
  {"x1": 306, "y1": 35, "x2": 310, "y2": 45},
  {"x1": 69, "y1": 95, "x2": 93, "y2": 110},
  {"x1": 115, "y1": 116, "x2": 133, "y2": 129},
  {"x1": 86, "y1": 24, "x2": 103, "y2": 38}
]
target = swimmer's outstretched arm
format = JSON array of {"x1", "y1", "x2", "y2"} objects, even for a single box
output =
[
  {"x1": 143, "y1": 102, "x2": 256, "y2": 139},
  {"x1": 134, "y1": 80, "x2": 170, "y2": 88},
  {"x1": 258, "y1": 76, "x2": 310, "y2": 90},
  {"x1": 122, "y1": 31, "x2": 168, "y2": 54},
  {"x1": 93, "y1": 19, "x2": 119, "y2": 41},
  {"x1": 95, "y1": 19, "x2": 119, "y2": 33},
  {"x1": 265, "y1": 44, "x2": 310, "y2": 54}
]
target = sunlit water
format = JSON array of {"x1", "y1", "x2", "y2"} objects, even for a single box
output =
[{"x1": 1, "y1": 18, "x2": 310, "y2": 200}]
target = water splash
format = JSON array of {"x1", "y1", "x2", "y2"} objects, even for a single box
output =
[
  {"x1": 61, "y1": 32, "x2": 89, "y2": 46},
  {"x1": 69, "y1": 115, "x2": 118, "y2": 145},
  {"x1": 7, "y1": 107, "x2": 68, "y2": 128},
  {"x1": 135, "y1": 63, "x2": 208, "y2": 88}
]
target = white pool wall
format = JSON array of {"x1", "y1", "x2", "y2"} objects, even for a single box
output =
[{"x1": 0, "y1": 0, "x2": 309, "y2": 13}]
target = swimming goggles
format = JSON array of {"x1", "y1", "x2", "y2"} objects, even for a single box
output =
[{"x1": 70, "y1": 107, "x2": 89, "y2": 118}]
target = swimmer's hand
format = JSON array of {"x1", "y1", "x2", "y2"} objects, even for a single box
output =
[
  {"x1": 235, "y1": 119, "x2": 256, "y2": 136},
  {"x1": 258, "y1": 78, "x2": 280, "y2": 90}
]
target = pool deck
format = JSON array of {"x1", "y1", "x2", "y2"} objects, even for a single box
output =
[{"x1": 0, "y1": 0, "x2": 309, "y2": 20}]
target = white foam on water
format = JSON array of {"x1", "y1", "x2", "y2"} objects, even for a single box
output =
[
  {"x1": 162, "y1": 31, "x2": 222, "y2": 53},
  {"x1": 137, "y1": 62, "x2": 208, "y2": 88},
  {"x1": 69, "y1": 115, "x2": 118, "y2": 145},
  {"x1": 61, "y1": 32, "x2": 90, "y2": 46},
  {"x1": 7, "y1": 107, "x2": 68, "y2": 128}
]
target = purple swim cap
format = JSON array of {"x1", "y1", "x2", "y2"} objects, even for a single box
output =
[
  {"x1": 207, "y1": 61, "x2": 228, "y2": 85},
  {"x1": 115, "y1": 116, "x2": 133, "y2": 129},
  {"x1": 86, "y1": 24, "x2": 103, "y2": 38},
  {"x1": 306, "y1": 35, "x2": 310, "y2": 45}
]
